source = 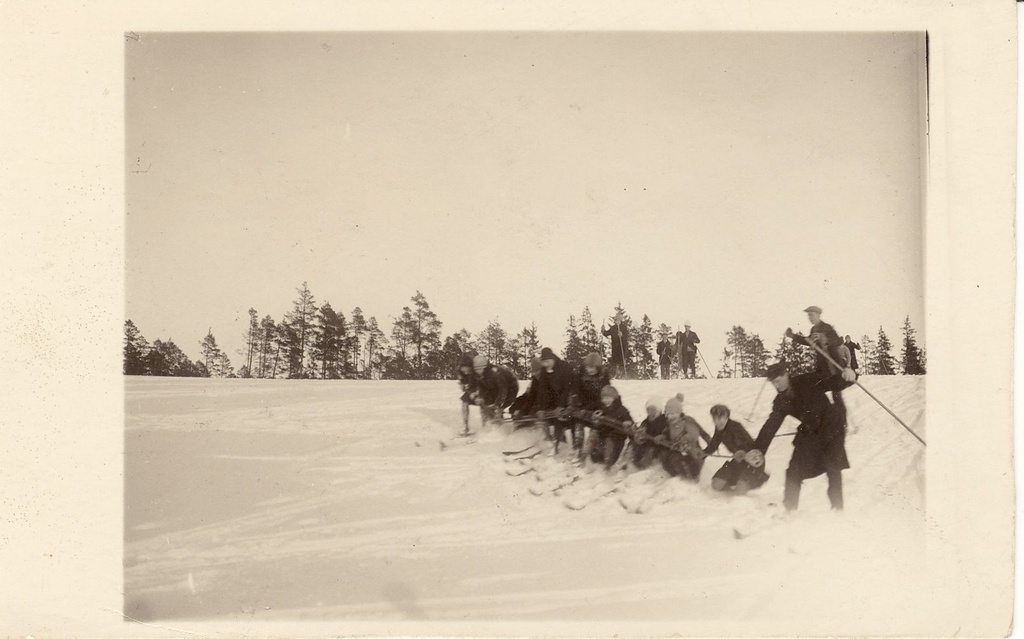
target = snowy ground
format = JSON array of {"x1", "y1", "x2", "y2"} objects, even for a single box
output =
[{"x1": 125, "y1": 376, "x2": 929, "y2": 634}]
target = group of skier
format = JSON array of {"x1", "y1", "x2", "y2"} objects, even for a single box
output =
[
  {"x1": 601, "y1": 310, "x2": 704, "y2": 380},
  {"x1": 458, "y1": 306, "x2": 860, "y2": 512}
]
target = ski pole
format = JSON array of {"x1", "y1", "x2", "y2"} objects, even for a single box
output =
[
  {"x1": 694, "y1": 344, "x2": 714, "y2": 379},
  {"x1": 744, "y1": 377, "x2": 769, "y2": 422},
  {"x1": 800, "y1": 334, "x2": 925, "y2": 446}
]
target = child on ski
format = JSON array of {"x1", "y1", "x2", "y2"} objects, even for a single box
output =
[
  {"x1": 631, "y1": 397, "x2": 668, "y2": 470},
  {"x1": 658, "y1": 393, "x2": 712, "y2": 480},
  {"x1": 705, "y1": 404, "x2": 769, "y2": 494},
  {"x1": 571, "y1": 352, "x2": 612, "y2": 458},
  {"x1": 582, "y1": 385, "x2": 633, "y2": 470},
  {"x1": 536, "y1": 347, "x2": 576, "y2": 454}
]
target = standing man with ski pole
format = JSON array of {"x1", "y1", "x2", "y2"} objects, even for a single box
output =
[
  {"x1": 675, "y1": 321, "x2": 701, "y2": 379},
  {"x1": 602, "y1": 309, "x2": 631, "y2": 379}
]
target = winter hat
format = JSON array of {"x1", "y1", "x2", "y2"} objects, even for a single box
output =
[
  {"x1": 472, "y1": 355, "x2": 488, "y2": 368},
  {"x1": 458, "y1": 354, "x2": 474, "y2": 368},
  {"x1": 645, "y1": 396, "x2": 664, "y2": 415},
  {"x1": 684, "y1": 320, "x2": 691, "y2": 328},
  {"x1": 664, "y1": 393, "x2": 685, "y2": 416},
  {"x1": 766, "y1": 361, "x2": 788, "y2": 379},
  {"x1": 540, "y1": 347, "x2": 556, "y2": 360},
  {"x1": 583, "y1": 352, "x2": 602, "y2": 368},
  {"x1": 599, "y1": 385, "x2": 619, "y2": 400},
  {"x1": 529, "y1": 357, "x2": 543, "y2": 374}
]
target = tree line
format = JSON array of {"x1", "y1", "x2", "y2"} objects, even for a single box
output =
[
  {"x1": 714, "y1": 317, "x2": 926, "y2": 378},
  {"x1": 124, "y1": 283, "x2": 926, "y2": 379}
]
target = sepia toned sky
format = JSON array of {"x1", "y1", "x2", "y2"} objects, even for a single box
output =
[{"x1": 126, "y1": 31, "x2": 926, "y2": 368}]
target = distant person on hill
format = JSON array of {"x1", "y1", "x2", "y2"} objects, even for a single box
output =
[
  {"x1": 536, "y1": 347, "x2": 576, "y2": 454},
  {"x1": 457, "y1": 352, "x2": 480, "y2": 436},
  {"x1": 602, "y1": 310, "x2": 631, "y2": 379},
  {"x1": 510, "y1": 357, "x2": 543, "y2": 422},
  {"x1": 658, "y1": 393, "x2": 712, "y2": 480},
  {"x1": 675, "y1": 321, "x2": 701, "y2": 379},
  {"x1": 631, "y1": 397, "x2": 668, "y2": 470},
  {"x1": 704, "y1": 404, "x2": 769, "y2": 494},
  {"x1": 655, "y1": 333, "x2": 674, "y2": 379},
  {"x1": 473, "y1": 355, "x2": 519, "y2": 424},
  {"x1": 749, "y1": 362, "x2": 852, "y2": 511},
  {"x1": 844, "y1": 335, "x2": 861, "y2": 371}
]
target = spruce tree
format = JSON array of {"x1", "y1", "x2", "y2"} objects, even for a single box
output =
[
  {"x1": 579, "y1": 306, "x2": 604, "y2": 360},
  {"x1": 859, "y1": 334, "x2": 877, "y2": 375},
  {"x1": 718, "y1": 347, "x2": 734, "y2": 378},
  {"x1": 900, "y1": 316, "x2": 925, "y2": 375},
  {"x1": 124, "y1": 320, "x2": 149, "y2": 375},
  {"x1": 630, "y1": 314, "x2": 656, "y2": 379},
  {"x1": 563, "y1": 314, "x2": 586, "y2": 365},
  {"x1": 875, "y1": 326, "x2": 897, "y2": 375},
  {"x1": 284, "y1": 282, "x2": 317, "y2": 378}
]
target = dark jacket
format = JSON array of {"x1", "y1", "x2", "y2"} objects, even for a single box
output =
[
  {"x1": 845, "y1": 340, "x2": 861, "y2": 370},
  {"x1": 535, "y1": 356, "x2": 575, "y2": 412},
  {"x1": 602, "y1": 322, "x2": 631, "y2": 365},
  {"x1": 656, "y1": 339, "x2": 674, "y2": 365},
  {"x1": 510, "y1": 375, "x2": 541, "y2": 416},
  {"x1": 792, "y1": 321, "x2": 846, "y2": 375},
  {"x1": 573, "y1": 365, "x2": 612, "y2": 410},
  {"x1": 675, "y1": 329, "x2": 701, "y2": 357},
  {"x1": 632, "y1": 414, "x2": 668, "y2": 469},
  {"x1": 477, "y1": 364, "x2": 519, "y2": 409},
  {"x1": 457, "y1": 368, "x2": 479, "y2": 402},
  {"x1": 591, "y1": 398, "x2": 633, "y2": 437},
  {"x1": 752, "y1": 372, "x2": 851, "y2": 454},
  {"x1": 704, "y1": 419, "x2": 755, "y2": 456}
]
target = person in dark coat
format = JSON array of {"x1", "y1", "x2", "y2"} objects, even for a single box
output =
[
  {"x1": 474, "y1": 355, "x2": 519, "y2": 423},
  {"x1": 509, "y1": 357, "x2": 543, "y2": 421},
  {"x1": 571, "y1": 352, "x2": 612, "y2": 458},
  {"x1": 786, "y1": 306, "x2": 857, "y2": 408},
  {"x1": 704, "y1": 404, "x2": 769, "y2": 493},
  {"x1": 659, "y1": 393, "x2": 713, "y2": 480},
  {"x1": 536, "y1": 347, "x2": 576, "y2": 453},
  {"x1": 583, "y1": 385, "x2": 633, "y2": 469},
  {"x1": 656, "y1": 335, "x2": 674, "y2": 379},
  {"x1": 601, "y1": 310, "x2": 631, "y2": 378},
  {"x1": 631, "y1": 397, "x2": 668, "y2": 470},
  {"x1": 749, "y1": 362, "x2": 855, "y2": 511},
  {"x1": 844, "y1": 335, "x2": 861, "y2": 371},
  {"x1": 674, "y1": 321, "x2": 701, "y2": 379},
  {"x1": 457, "y1": 352, "x2": 480, "y2": 435}
]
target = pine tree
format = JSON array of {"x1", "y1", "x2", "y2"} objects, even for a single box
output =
[
  {"x1": 630, "y1": 314, "x2": 656, "y2": 379},
  {"x1": 257, "y1": 315, "x2": 276, "y2": 378},
  {"x1": 563, "y1": 314, "x2": 586, "y2": 365},
  {"x1": 517, "y1": 323, "x2": 540, "y2": 372},
  {"x1": 718, "y1": 347, "x2": 734, "y2": 378},
  {"x1": 900, "y1": 316, "x2": 925, "y2": 375},
  {"x1": 746, "y1": 333, "x2": 770, "y2": 377},
  {"x1": 439, "y1": 329, "x2": 476, "y2": 379},
  {"x1": 311, "y1": 303, "x2": 347, "y2": 379},
  {"x1": 124, "y1": 319, "x2": 149, "y2": 375},
  {"x1": 579, "y1": 306, "x2": 605, "y2": 361},
  {"x1": 875, "y1": 326, "x2": 897, "y2": 375},
  {"x1": 725, "y1": 326, "x2": 751, "y2": 377},
  {"x1": 348, "y1": 307, "x2": 368, "y2": 377},
  {"x1": 241, "y1": 308, "x2": 258, "y2": 378},
  {"x1": 365, "y1": 316, "x2": 386, "y2": 379},
  {"x1": 859, "y1": 334, "x2": 877, "y2": 374},
  {"x1": 409, "y1": 291, "x2": 443, "y2": 379},
  {"x1": 200, "y1": 329, "x2": 225, "y2": 377},
  {"x1": 478, "y1": 319, "x2": 509, "y2": 364},
  {"x1": 284, "y1": 282, "x2": 317, "y2": 378}
]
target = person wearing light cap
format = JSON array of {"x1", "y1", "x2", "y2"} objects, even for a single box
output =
[
  {"x1": 509, "y1": 357, "x2": 544, "y2": 422},
  {"x1": 786, "y1": 306, "x2": 852, "y2": 380},
  {"x1": 631, "y1": 396, "x2": 668, "y2": 470},
  {"x1": 674, "y1": 321, "x2": 701, "y2": 379},
  {"x1": 456, "y1": 351, "x2": 480, "y2": 435},
  {"x1": 749, "y1": 361, "x2": 850, "y2": 511},
  {"x1": 474, "y1": 355, "x2": 520, "y2": 424}
]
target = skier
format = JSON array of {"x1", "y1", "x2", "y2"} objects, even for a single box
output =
[
  {"x1": 509, "y1": 357, "x2": 543, "y2": 421},
  {"x1": 535, "y1": 347, "x2": 576, "y2": 454},
  {"x1": 457, "y1": 352, "x2": 480, "y2": 435},
  {"x1": 658, "y1": 393, "x2": 713, "y2": 480},
  {"x1": 675, "y1": 321, "x2": 701, "y2": 379},
  {"x1": 474, "y1": 355, "x2": 519, "y2": 424},
  {"x1": 748, "y1": 361, "x2": 854, "y2": 511},
  {"x1": 583, "y1": 385, "x2": 633, "y2": 470},
  {"x1": 704, "y1": 404, "x2": 769, "y2": 494},
  {"x1": 631, "y1": 396, "x2": 668, "y2": 470},
  {"x1": 786, "y1": 306, "x2": 850, "y2": 378},
  {"x1": 655, "y1": 333, "x2": 674, "y2": 379},
  {"x1": 571, "y1": 352, "x2": 612, "y2": 457},
  {"x1": 601, "y1": 310, "x2": 631, "y2": 379},
  {"x1": 844, "y1": 335, "x2": 861, "y2": 371}
]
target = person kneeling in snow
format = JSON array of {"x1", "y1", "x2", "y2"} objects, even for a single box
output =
[
  {"x1": 509, "y1": 357, "x2": 543, "y2": 424},
  {"x1": 658, "y1": 393, "x2": 713, "y2": 480},
  {"x1": 571, "y1": 352, "x2": 612, "y2": 459},
  {"x1": 457, "y1": 353, "x2": 480, "y2": 435},
  {"x1": 631, "y1": 397, "x2": 668, "y2": 470},
  {"x1": 581, "y1": 385, "x2": 633, "y2": 470},
  {"x1": 705, "y1": 404, "x2": 769, "y2": 494},
  {"x1": 474, "y1": 355, "x2": 519, "y2": 425}
]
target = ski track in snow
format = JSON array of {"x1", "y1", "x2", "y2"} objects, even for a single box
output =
[{"x1": 125, "y1": 376, "x2": 927, "y2": 628}]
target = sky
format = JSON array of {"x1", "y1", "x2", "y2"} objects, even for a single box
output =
[{"x1": 126, "y1": 31, "x2": 926, "y2": 370}]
